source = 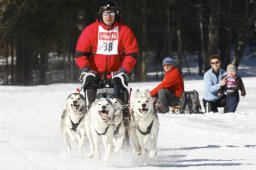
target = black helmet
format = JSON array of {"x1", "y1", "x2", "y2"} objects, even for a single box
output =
[
  {"x1": 99, "y1": 0, "x2": 119, "y2": 14},
  {"x1": 98, "y1": 0, "x2": 121, "y2": 23}
]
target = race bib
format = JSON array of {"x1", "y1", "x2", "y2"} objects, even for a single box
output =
[{"x1": 96, "y1": 25, "x2": 119, "y2": 55}]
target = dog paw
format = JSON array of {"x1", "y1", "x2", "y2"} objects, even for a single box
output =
[
  {"x1": 135, "y1": 151, "x2": 141, "y2": 156},
  {"x1": 88, "y1": 152, "x2": 94, "y2": 158},
  {"x1": 149, "y1": 150, "x2": 157, "y2": 159},
  {"x1": 94, "y1": 154, "x2": 101, "y2": 160},
  {"x1": 103, "y1": 154, "x2": 112, "y2": 162},
  {"x1": 78, "y1": 150, "x2": 85, "y2": 157},
  {"x1": 140, "y1": 148, "x2": 148, "y2": 155},
  {"x1": 113, "y1": 146, "x2": 121, "y2": 153}
]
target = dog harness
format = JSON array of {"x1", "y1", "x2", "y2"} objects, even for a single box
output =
[
  {"x1": 95, "y1": 125, "x2": 109, "y2": 136},
  {"x1": 137, "y1": 120, "x2": 153, "y2": 135},
  {"x1": 113, "y1": 122, "x2": 121, "y2": 136},
  {"x1": 69, "y1": 116, "x2": 84, "y2": 131}
]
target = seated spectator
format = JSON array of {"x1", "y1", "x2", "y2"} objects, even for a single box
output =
[
  {"x1": 203, "y1": 54, "x2": 227, "y2": 113},
  {"x1": 150, "y1": 57, "x2": 184, "y2": 113},
  {"x1": 218, "y1": 64, "x2": 246, "y2": 112}
]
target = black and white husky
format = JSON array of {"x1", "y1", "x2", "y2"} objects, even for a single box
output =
[
  {"x1": 61, "y1": 93, "x2": 88, "y2": 156},
  {"x1": 129, "y1": 89, "x2": 160, "y2": 159},
  {"x1": 88, "y1": 98, "x2": 116, "y2": 161}
]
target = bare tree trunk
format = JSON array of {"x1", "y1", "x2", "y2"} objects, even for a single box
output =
[
  {"x1": 136, "y1": 0, "x2": 147, "y2": 81},
  {"x1": 206, "y1": 0, "x2": 220, "y2": 70},
  {"x1": 67, "y1": 53, "x2": 71, "y2": 83},
  {"x1": 11, "y1": 41, "x2": 15, "y2": 84},
  {"x1": 233, "y1": 0, "x2": 256, "y2": 67},
  {"x1": 177, "y1": 29, "x2": 183, "y2": 72},
  {"x1": 5, "y1": 42, "x2": 9, "y2": 84},
  {"x1": 233, "y1": 41, "x2": 245, "y2": 67},
  {"x1": 15, "y1": 29, "x2": 33, "y2": 85},
  {"x1": 165, "y1": 0, "x2": 173, "y2": 54},
  {"x1": 39, "y1": 51, "x2": 47, "y2": 84},
  {"x1": 199, "y1": 0, "x2": 206, "y2": 75},
  {"x1": 219, "y1": 0, "x2": 232, "y2": 69}
]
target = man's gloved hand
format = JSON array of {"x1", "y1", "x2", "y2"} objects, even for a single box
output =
[
  {"x1": 111, "y1": 67, "x2": 129, "y2": 82},
  {"x1": 79, "y1": 70, "x2": 97, "y2": 89},
  {"x1": 111, "y1": 67, "x2": 129, "y2": 89}
]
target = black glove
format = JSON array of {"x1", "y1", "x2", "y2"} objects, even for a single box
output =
[
  {"x1": 112, "y1": 71, "x2": 129, "y2": 81},
  {"x1": 79, "y1": 70, "x2": 97, "y2": 89},
  {"x1": 111, "y1": 68, "x2": 129, "y2": 89}
]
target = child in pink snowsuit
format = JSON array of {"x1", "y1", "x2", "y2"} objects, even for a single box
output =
[{"x1": 219, "y1": 64, "x2": 246, "y2": 112}]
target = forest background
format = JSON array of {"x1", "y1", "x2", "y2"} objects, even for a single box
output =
[{"x1": 0, "y1": 0, "x2": 256, "y2": 85}]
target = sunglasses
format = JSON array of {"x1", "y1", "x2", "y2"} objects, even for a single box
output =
[
  {"x1": 102, "y1": 11, "x2": 116, "y2": 16},
  {"x1": 211, "y1": 61, "x2": 220, "y2": 65}
]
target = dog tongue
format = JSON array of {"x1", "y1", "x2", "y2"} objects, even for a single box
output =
[
  {"x1": 100, "y1": 112, "x2": 111, "y2": 121},
  {"x1": 101, "y1": 113, "x2": 107, "y2": 120},
  {"x1": 72, "y1": 104, "x2": 79, "y2": 110}
]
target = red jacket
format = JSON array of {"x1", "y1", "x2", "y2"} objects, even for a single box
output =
[
  {"x1": 150, "y1": 67, "x2": 184, "y2": 98},
  {"x1": 75, "y1": 20, "x2": 138, "y2": 74}
]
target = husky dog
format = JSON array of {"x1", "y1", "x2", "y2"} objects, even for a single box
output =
[
  {"x1": 109, "y1": 97, "x2": 126, "y2": 153},
  {"x1": 61, "y1": 93, "x2": 87, "y2": 156},
  {"x1": 89, "y1": 98, "x2": 116, "y2": 161},
  {"x1": 129, "y1": 89, "x2": 159, "y2": 159}
]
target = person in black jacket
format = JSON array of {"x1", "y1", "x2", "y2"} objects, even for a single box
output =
[{"x1": 218, "y1": 64, "x2": 246, "y2": 112}]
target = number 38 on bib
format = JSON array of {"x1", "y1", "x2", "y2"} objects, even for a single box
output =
[{"x1": 97, "y1": 26, "x2": 119, "y2": 55}]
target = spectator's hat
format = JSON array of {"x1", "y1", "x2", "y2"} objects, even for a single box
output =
[
  {"x1": 227, "y1": 64, "x2": 236, "y2": 73},
  {"x1": 162, "y1": 57, "x2": 173, "y2": 65}
]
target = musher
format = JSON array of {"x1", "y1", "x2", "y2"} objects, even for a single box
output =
[{"x1": 75, "y1": 0, "x2": 138, "y2": 123}]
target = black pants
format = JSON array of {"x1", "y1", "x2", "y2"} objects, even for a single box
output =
[
  {"x1": 226, "y1": 91, "x2": 239, "y2": 112},
  {"x1": 203, "y1": 95, "x2": 226, "y2": 113},
  {"x1": 158, "y1": 89, "x2": 180, "y2": 113}
]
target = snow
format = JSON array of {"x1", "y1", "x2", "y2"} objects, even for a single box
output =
[
  {"x1": 0, "y1": 76, "x2": 256, "y2": 170},
  {"x1": 1, "y1": 48, "x2": 256, "y2": 169}
]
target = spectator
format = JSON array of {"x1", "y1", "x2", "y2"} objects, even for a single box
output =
[
  {"x1": 203, "y1": 54, "x2": 227, "y2": 113},
  {"x1": 150, "y1": 57, "x2": 184, "y2": 113},
  {"x1": 218, "y1": 64, "x2": 246, "y2": 112}
]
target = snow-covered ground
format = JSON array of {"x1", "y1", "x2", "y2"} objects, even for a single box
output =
[
  {"x1": 0, "y1": 48, "x2": 256, "y2": 169},
  {"x1": 0, "y1": 76, "x2": 255, "y2": 170}
]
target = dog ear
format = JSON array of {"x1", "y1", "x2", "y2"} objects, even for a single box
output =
[
  {"x1": 145, "y1": 89, "x2": 150, "y2": 96},
  {"x1": 78, "y1": 93, "x2": 85, "y2": 101},
  {"x1": 135, "y1": 89, "x2": 141, "y2": 98},
  {"x1": 94, "y1": 99, "x2": 99, "y2": 103},
  {"x1": 67, "y1": 93, "x2": 73, "y2": 100}
]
